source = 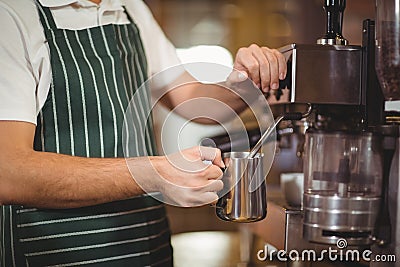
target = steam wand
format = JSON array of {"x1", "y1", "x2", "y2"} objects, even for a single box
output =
[{"x1": 248, "y1": 104, "x2": 312, "y2": 158}]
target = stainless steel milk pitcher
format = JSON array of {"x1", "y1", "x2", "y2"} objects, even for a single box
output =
[{"x1": 216, "y1": 152, "x2": 266, "y2": 222}]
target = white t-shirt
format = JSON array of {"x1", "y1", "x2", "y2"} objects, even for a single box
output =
[{"x1": 0, "y1": 0, "x2": 182, "y2": 124}]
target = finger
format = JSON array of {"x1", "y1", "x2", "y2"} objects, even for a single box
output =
[
  {"x1": 226, "y1": 69, "x2": 248, "y2": 86},
  {"x1": 200, "y1": 191, "x2": 219, "y2": 205},
  {"x1": 193, "y1": 179, "x2": 223, "y2": 193},
  {"x1": 262, "y1": 47, "x2": 279, "y2": 90},
  {"x1": 209, "y1": 198, "x2": 218, "y2": 206},
  {"x1": 184, "y1": 190, "x2": 220, "y2": 207},
  {"x1": 235, "y1": 47, "x2": 261, "y2": 88},
  {"x1": 206, "y1": 179, "x2": 224, "y2": 192},
  {"x1": 205, "y1": 165, "x2": 223, "y2": 180},
  {"x1": 272, "y1": 49, "x2": 287, "y2": 80},
  {"x1": 250, "y1": 45, "x2": 272, "y2": 92},
  {"x1": 211, "y1": 148, "x2": 224, "y2": 168},
  {"x1": 171, "y1": 149, "x2": 206, "y2": 173},
  {"x1": 199, "y1": 146, "x2": 225, "y2": 168}
]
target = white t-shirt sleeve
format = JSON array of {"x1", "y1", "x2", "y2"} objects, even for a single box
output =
[
  {"x1": 0, "y1": 5, "x2": 37, "y2": 124},
  {"x1": 125, "y1": 1, "x2": 184, "y2": 90}
]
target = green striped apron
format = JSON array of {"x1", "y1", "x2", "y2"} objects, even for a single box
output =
[{"x1": 0, "y1": 2, "x2": 172, "y2": 267}]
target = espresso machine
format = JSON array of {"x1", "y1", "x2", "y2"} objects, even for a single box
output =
[
  {"x1": 265, "y1": 0, "x2": 382, "y2": 251},
  {"x1": 209, "y1": 0, "x2": 400, "y2": 265},
  {"x1": 267, "y1": 0, "x2": 400, "y2": 265}
]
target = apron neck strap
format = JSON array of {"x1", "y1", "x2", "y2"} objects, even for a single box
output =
[{"x1": 35, "y1": 1, "x2": 58, "y2": 32}]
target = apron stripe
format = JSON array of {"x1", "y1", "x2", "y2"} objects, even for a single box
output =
[
  {"x1": 122, "y1": 25, "x2": 152, "y2": 155},
  {"x1": 87, "y1": 29, "x2": 118, "y2": 157},
  {"x1": 64, "y1": 31, "x2": 90, "y2": 157},
  {"x1": 24, "y1": 228, "x2": 170, "y2": 257},
  {"x1": 115, "y1": 26, "x2": 137, "y2": 156},
  {"x1": 122, "y1": 25, "x2": 138, "y2": 97},
  {"x1": 16, "y1": 209, "x2": 38, "y2": 214},
  {"x1": 126, "y1": 26, "x2": 151, "y2": 135},
  {"x1": 122, "y1": 24, "x2": 146, "y2": 155},
  {"x1": 1, "y1": 207, "x2": 4, "y2": 267},
  {"x1": 43, "y1": 242, "x2": 170, "y2": 267},
  {"x1": 52, "y1": 33, "x2": 75, "y2": 156},
  {"x1": 37, "y1": 4, "x2": 63, "y2": 154},
  {"x1": 17, "y1": 204, "x2": 164, "y2": 228},
  {"x1": 39, "y1": 111, "x2": 45, "y2": 152},
  {"x1": 130, "y1": 26, "x2": 153, "y2": 156},
  {"x1": 100, "y1": 26, "x2": 128, "y2": 157},
  {"x1": 128, "y1": 24, "x2": 152, "y2": 114},
  {"x1": 116, "y1": 26, "x2": 135, "y2": 100},
  {"x1": 74, "y1": 31, "x2": 105, "y2": 157},
  {"x1": 9, "y1": 207, "x2": 16, "y2": 267},
  {"x1": 50, "y1": 78, "x2": 60, "y2": 153},
  {"x1": 36, "y1": 2, "x2": 54, "y2": 28},
  {"x1": 26, "y1": 231, "x2": 171, "y2": 267},
  {"x1": 19, "y1": 217, "x2": 166, "y2": 243},
  {"x1": 151, "y1": 255, "x2": 173, "y2": 267}
]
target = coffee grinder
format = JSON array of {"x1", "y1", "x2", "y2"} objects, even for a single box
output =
[{"x1": 370, "y1": 0, "x2": 400, "y2": 265}]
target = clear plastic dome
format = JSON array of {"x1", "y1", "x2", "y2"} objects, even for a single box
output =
[{"x1": 304, "y1": 130, "x2": 383, "y2": 197}]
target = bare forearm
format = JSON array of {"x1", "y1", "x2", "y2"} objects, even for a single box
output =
[
  {"x1": 0, "y1": 150, "x2": 147, "y2": 209},
  {"x1": 0, "y1": 121, "x2": 226, "y2": 209},
  {"x1": 159, "y1": 71, "x2": 263, "y2": 124},
  {"x1": 189, "y1": 82, "x2": 248, "y2": 123},
  {"x1": 161, "y1": 82, "x2": 248, "y2": 124}
]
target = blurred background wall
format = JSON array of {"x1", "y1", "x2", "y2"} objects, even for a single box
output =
[{"x1": 144, "y1": 0, "x2": 375, "y2": 53}]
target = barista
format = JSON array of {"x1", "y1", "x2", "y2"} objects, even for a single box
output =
[{"x1": 0, "y1": 0, "x2": 286, "y2": 266}]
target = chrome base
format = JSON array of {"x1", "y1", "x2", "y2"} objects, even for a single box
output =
[
  {"x1": 303, "y1": 193, "x2": 381, "y2": 246},
  {"x1": 317, "y1": 37, "x2": 348, "y2": 45}
]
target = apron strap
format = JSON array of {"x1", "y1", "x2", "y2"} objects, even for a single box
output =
[
  {"x1": 35, "y1": 1, "x2": 58, "y2": 38},
  {"x1": 122, "y1": 5, "x2": 136, "y2": 25},
  {"x1": 36, "y1": 2, "x2": 137, "y2": 39}
]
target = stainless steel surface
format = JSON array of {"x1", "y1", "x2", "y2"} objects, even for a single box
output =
[
  {"x1": 317, "y1": 37, "x2": 348, "y2": 45},
  {"x1": 303, "y1": 194, "x2": 380, "y2": 246},
  {"x1": 216, "y1": 152, "x2": 266, "y2": 222},
  {"x1": 278, "y1": 44, "x2": 362, "y2": 105}
]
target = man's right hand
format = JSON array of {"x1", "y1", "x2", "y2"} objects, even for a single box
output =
[{"x1": 130, "y1": 146, "x2": 225, "y2": 207}]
